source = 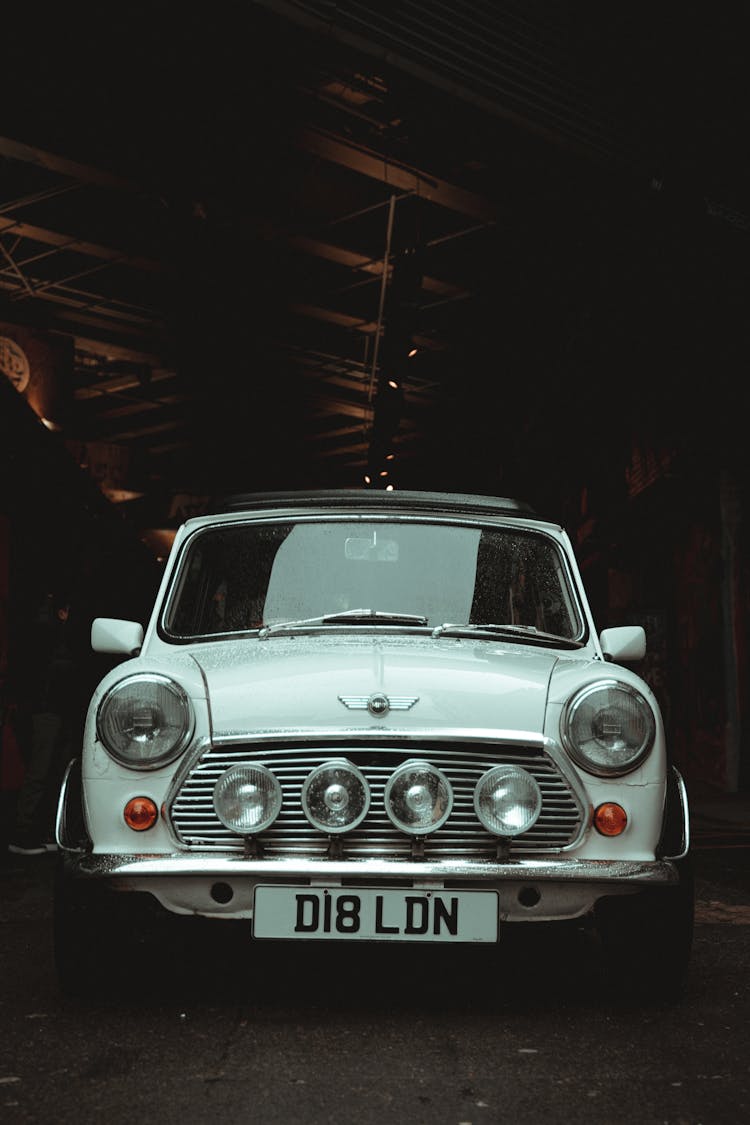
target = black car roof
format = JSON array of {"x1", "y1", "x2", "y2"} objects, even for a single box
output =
[{"x1": 211, "y1": 489, "x2": 538, "y2": 518}]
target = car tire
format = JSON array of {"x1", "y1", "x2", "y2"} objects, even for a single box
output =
[
  {"x1": 53, "y1": 855, "x2": 161, "y2": 1000},
  {"x1": 54, "y1": 854, "x2": 196, "y2": 1000},
  {"x1": 53, "y1": 854, "x2": 116, "y2": 999},
  {"x1": 595, "y1": 856, "x2": 694, "y2": 1003}
]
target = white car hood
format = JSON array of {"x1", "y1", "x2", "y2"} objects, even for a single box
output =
[{"x1": 187, "y1": 634, "x2": 560, "y2": 737}]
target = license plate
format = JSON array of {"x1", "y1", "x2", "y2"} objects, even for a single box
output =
[{"x1": 253, "y1": 886, "x2": 499, "y2": 942}]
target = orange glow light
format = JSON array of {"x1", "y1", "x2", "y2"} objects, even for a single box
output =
[
  {"x1": 593, "y1": 802, "x2": 628, "y2": 836},
  {"x1": 124, "y1": 796, "x2": 159, "y2": 832}
]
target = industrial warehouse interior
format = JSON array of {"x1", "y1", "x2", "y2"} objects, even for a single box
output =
[
  {"x1": 1, "y1": 2, "x2": 750, "y2": 797},
  {"x1": 2, "y1": 12, "x2": 750, "y2": 1123}
]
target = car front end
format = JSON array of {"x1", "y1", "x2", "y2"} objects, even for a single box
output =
[{"x1": 54, "y1": 490, "x2": 692, "y2": 998}]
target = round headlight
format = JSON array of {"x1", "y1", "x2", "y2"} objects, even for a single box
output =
[
  {"x1": 562, "y1": 679, "x2": 656, "y2": 777},
  {"x1": 384, "y1": 760, "x2": 453, "y2": 836},
  {"x1": 474, "y1": 765, "x2": 542, "y2": 836},
  {"x1": 301, "y1": 759, "x2": 370, "y2": 834},
  {"x1": 97, "y1": 674, "x2": 193, "y2": 769},
  {"x1": 213, "y1": 764, "x2": 282, "y2": 834}
]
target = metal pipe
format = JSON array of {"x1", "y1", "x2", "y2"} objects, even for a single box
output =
[{"x1": 367, "y1": 192, "x2": 396, "y2": 405}]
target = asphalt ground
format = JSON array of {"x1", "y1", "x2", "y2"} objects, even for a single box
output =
[{"x1": 0, "y1": 795, "x2": 749, "y2": 1125}]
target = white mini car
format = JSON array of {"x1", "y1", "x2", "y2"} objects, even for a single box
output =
[{"x1": 54, "y1": 490, "x2": 693, "y2": 998}]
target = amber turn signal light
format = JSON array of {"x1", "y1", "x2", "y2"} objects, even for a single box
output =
[
  {"x1": 124, "y1": 796, "x2": 159, "y2": 831},
  {"x1": 594, "y1": 802, "x2": 628, "y2": 836}
]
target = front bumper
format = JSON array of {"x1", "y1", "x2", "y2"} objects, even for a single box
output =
[
  {"x1": 60, "y1": 850, "x2": 683, "y2": 923},
  {"x1": 57, "y1": 757, "x2": 689, "y2": 924}
]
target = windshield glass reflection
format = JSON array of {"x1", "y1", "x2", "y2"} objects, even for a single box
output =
[{"x1": 163, "y1": 519, "x2": 583, "y2": 641}]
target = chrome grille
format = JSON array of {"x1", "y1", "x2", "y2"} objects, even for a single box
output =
[{"x1": 169, "y1": 741, "x2": 583, "y2": 857}]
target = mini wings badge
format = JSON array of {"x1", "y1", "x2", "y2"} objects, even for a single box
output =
[{"x1": 338, "y1": 693, "x2": 419, "y2": 717}]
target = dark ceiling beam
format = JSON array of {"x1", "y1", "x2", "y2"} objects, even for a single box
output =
[
  {"x1": 0, "y1": 274, "x2": 146, "y2": 319},
  {"x1": 0, "y1": 276, "x2": 158, "y2": 336},
  {"x1": 0, "y1": 281, "x2": 170, "y2": 355},
  {"x1": 0, "y1": 134, "x2": 141, "y2": 193},
  {"x1": 292, "y1": 301, "x2": 379, "y2": 336},
  {"x1": 73, "y1": 339, "x2": 172, "y2": 369},
  {"x1": 298, "y1": 366, "x2": 432, "y2": 409},
  {"x1": 314, "y1": 436, "x2": 421, "y2": 473},
  {"x1": 287, "y1": 234, "x2": 466, "y2": 298},
  {"x1": 286, "y1": 345, "x2": 370, "y2": 374},
  {"x1": 305, "y1": 421, "x2": 367, "y2": 442},
  {"x1": 0, "y1": 182, "x2": 82, "y2": 219},
  {"x1": 83, "y1": 393, "x2": 184, "y2": 421},
  {"x1": 74, "y1": 369, "x2": 176, "y2": 400},
  {"x1": 296, "y1": 128, "x2": 497, "y2": 223},
  {"x1": 292, "y1": 302, "x2": 438, "y2": 349},
  {"x1": 312, "y1": 421, "x2": 420, "y2": 459},
  {"x1": 301, "y1": 371, "x2": 368, "y2": 398},
  {"x1": 308, "y1": 397, "x2": 369, "y2": 422},
  {"x1": 102, "y1": 418, "x2": 186, "y2": 442},
  {"x1": 0, "y1": 216, "x2": 164, "y2": 274},
  {"x1": 281, "y1": 344, "x2": 371, "y2": 382},
  {"x1": 256, "y1": 1, "x2": 622, "y2": 170},
  {"x1": 0, "y1": 263, "x2": 159, "y2": 322}
]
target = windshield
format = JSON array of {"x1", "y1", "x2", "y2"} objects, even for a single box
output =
[{"x1": 162, "y1": 518, "x2": 583, "y2": 641}]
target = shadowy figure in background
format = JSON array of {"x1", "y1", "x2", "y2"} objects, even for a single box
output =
[
  {"x1": 6, "y1": 522, "x2": 162, "y2": 857},
  {"x1": 7, "y1": 586, "x2": 80, "y2": 855}
]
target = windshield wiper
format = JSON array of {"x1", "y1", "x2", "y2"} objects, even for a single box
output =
[
  {"x1": 258, "y1": 608, "x2": 428, "y2": 638},
  {"x1": 431, "y1": 622, "x2": 581, "y2": 646},
  {"x1": 323, "y1": 609, "x2": 428, "y2": 625}
]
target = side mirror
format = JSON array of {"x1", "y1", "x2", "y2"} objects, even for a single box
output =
[
  {"x1": 599, "y1": 625, "x2": 646, "y2": 663},
  {"x1": 91, "y1": 617, "x2": 144, "y2": 656}
]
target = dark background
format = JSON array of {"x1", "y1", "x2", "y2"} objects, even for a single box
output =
[
  {"x1": 2, "y1": 2, "x2": 748, "y2": 511},
  {"x1": 2, "y1": 1, "x2": 750, "y2": 794}
]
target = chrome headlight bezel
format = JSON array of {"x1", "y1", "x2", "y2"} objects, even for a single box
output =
[
  {"x1": 301, "y1": 758, "x2": 371, "y2": 834},
  {"x1": 473, "y1": 764, "x2": 543, "y2": 836},
  {"x1": 561, "y1": 678, "x2": 656, "y2": 777},
  {"x1": 384, "y1": 759, "x2": 453, "y2": 836},
  {"x1": 213, "y1": 763, "x2": 283, "y2": 835},
  {"x1": 96, "y1": 673, "x2": 194, "y2": 770}
]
